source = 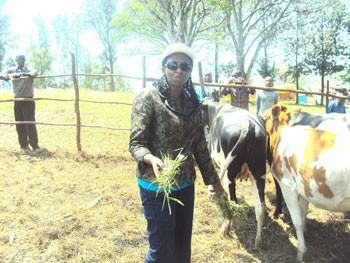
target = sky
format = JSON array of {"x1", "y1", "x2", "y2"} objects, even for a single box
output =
[
  {"x1": 4, "y1": 0, "x2": 99, "y2": 55},
  {"x1": 2, "y1": 0, "x2": 259, "y2": 90},
  {"x1": 2, "y1": 0, "x2": 153, "y2": 91},
  {"x1": 3, "y1": 0, "x2": 327, "y2": 92}
]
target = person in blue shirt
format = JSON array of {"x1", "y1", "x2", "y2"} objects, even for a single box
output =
[
  {"x1": 194, "y1": 72, "x2": 219, "y2": 102},
  {"x1": 328, "y1": 98, "x2": 346, "y2": 113},
  {"x1": 194, "y1": 72, "x2": 218, "y2": 140}
]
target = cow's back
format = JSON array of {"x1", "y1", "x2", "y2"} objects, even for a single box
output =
[
  {"x1": 209, "y1": 107, "x2": 267, "y2": 178},
  {"x1": 274, "y1": 125, "x2": 350, "y2": 211}
]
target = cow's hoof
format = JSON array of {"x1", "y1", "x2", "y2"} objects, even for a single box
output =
[
  {"x1": 273, "y1": 209, "x2": 282, "y2": 219},
  {"x1": 297, "y1": 247, "x2": 307, "y2": 263},
  {"x1": 344, "y1": 211, "x2": 350, "y2": 219},
  {"x1": 254, "y1": 236, "x2": 262, "y2": 249},
  {"x1": 220, "y1": 220, "x2": 230, "y2": 235}
]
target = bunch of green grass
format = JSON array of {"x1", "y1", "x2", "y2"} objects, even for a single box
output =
[
  {"x1": 214, "y1": 193, "x2": 249, "y2": 221},
  {"x1": 152, "y1": 150, "x2": 187, "y2": 215}
]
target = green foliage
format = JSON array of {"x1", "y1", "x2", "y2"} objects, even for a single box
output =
[
  {"x1": 52, "y1": 14, "x2": 84, "y2": 77},
  {"x1": 340, "y1": 67, "x2": 350, "y2": 83},
  {"x1": 113, "y1": 0, "x2": 217, "y2": 48},
  {"x1": 301, "y1": 0, "x2": 349, "y2": 104},
  {"x1": 218, "y1": 0, "x2": 293, "y2": 79},
  {"x1": 303, "y1": 1, "x2": 348, "y2": 76},
  {"x1": 152, "y1": 150, "x2": 187, "y2": 215},
  {"x1": 256, "y1": 57, "x2": 277, "y2": 79},
  {"x1": 83, "y1": 0, "x2": 119, "y2": 91},
  {"x1": 213, "y1": 193, "x2": 249, "y2": 221},
  {"x1": 27, "y1": 42, "x2": 54, "y2": 89},
  {"x1": 0, "y1": 2, "x2": 12, "y2": 72},
  {"x1": 218, "y1": 61, "x2": 235, "y2": 79},
  {"x1": 25, "y1": 15, "x2": 54, "y2": 90}
]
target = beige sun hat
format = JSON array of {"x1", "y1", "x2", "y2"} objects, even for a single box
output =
[{"x1": 161, "y1": 43, "x2": 195, "y2": 66}]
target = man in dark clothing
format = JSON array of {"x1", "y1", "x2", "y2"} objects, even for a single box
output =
[{"x1": 2, "y1": 55, "x2": 39, "y2": 150}]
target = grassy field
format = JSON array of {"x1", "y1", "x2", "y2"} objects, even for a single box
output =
[{"x1": 0, "y1": 89, "x2": 349, "y2": 263}]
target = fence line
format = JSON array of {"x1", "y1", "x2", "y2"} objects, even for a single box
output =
[
  {"x1": 0, "y1": 121, "x2": 130, "y2": 131},
  {"x1": 0, "y1": 55, "x2": 348, "y2": 152},
  {"x1": 0, "y1": 97, "x2": 133, "y2": 105}
]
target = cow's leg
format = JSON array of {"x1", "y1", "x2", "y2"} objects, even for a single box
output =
[
  {"x1": 279, "y1": 185, "x2": 307, "y2": 263},
  {"x1": 273, "y1": 177, "x2": 283, "y2": 218},
  {"x1": 208, "y1": 185, "x2": 215, "y2": 197},
  {"x1": 220, "y1": 172, "x2": 232, "y2": 234},
  {"x1": 251, "y1": 176, "x2": 266, "y2": 248},
  {"x1": 298, "y1": 196, "x2": 309, "y2": 233},
  {"x1": 228, "y1": 182, "x2": 237, "y2": 203}
]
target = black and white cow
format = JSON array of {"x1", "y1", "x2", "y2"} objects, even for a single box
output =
[
  {"x1": 289, "y1": 111, "x2": 350, "y2": 132},
  {"x1": 201, "y1": 99, "x2": 268, "y2": 247}
]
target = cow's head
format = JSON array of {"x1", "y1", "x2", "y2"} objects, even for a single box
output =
[
  {"x1": 201, "y1": 98, "x2": 222, "y2": 128},
  {"x1": 264, "y1": 104, "x2": 301, "y2": 152}
]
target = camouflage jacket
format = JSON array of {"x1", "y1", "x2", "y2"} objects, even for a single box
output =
[{"x1": 129, "y1": 76, "x2": 220, "y2": 186}]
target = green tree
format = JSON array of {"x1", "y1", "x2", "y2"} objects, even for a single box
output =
[
  {"x1": 0, "y1": 0, "x2": 12, "y2": 72},
  {"x1": 213, "y1": 0, "x2": 292, "y2": 80},
  {"x1": 113, "y1": 0, "x2": 219, "y2": 48},
  {"x1": 52, "y1": 14, "x2": 85, "y2": 89},
  {"x1": 83, "y1": 0, "x2": 119, "y2": 92},
  {"x1": 303, "y1": 0, "x2": 349, "y2": 105},
  {"x1": 256, "y1": 54, "x2": 276, "y2": 79},
  {"x1": 27, "y1": 15, "x2": 54, "y2": 89},
  {"x1": 278, "y1": 1, "x2": 311, "y2": 103}
]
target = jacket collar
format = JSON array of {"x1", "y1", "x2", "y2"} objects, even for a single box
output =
[{"x1": 157, "y1": 75, "x2": 198, "y2": 116}]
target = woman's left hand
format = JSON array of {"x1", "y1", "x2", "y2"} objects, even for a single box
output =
[
  {"x1": 211, "y1": 181, "x2": 226, "y2": 196},
  {"x1": 143, "y1": 153, "x2": 164, "y2": 177}
]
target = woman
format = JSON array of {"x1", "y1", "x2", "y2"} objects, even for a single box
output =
[{"x1": 129, "y1": 43, "x2": 225, "y2": 263}]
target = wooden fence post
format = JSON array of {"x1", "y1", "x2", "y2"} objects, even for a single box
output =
[
  {"x1": 70, "y1": 52, "x2": 82, "y2": 152},
  {"x1": 197, "y1": 61, "x2": 207, "y2": 97},
  {"x1": 142, "y1": 56, "x2": 146, "y2": 89},
  {"x1": 325, "y1": 80, "x2": 330, "y2": 113}
]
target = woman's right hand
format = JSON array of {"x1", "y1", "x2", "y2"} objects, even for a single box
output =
[{"x1": 143, "y1": 153, "x2": 164, "y2": 177}]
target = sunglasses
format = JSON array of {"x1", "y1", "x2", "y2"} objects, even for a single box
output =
[{"x1": 165, "y1": 61, "x2": 192, "y2": 72}]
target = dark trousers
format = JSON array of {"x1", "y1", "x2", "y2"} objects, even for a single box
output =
[
  {"x1": 139, "y1": 184, "x2": 195, "y2": 263},
  {"x1": 14, "y1": 101, "x2": 39, "y2": 149}
]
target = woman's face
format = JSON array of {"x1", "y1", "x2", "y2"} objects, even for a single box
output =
[{"x1": 162, "y1": 53, "x2": 192, "y2": 89}]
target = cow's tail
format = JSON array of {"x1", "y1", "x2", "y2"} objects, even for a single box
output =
[{"x1": 220, "y1": 122, "x2": 254, "y2": 181}]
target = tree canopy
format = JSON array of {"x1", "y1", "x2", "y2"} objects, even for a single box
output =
[{"x1": 0, "y1": 0, "x2": 349, "y2": 94}]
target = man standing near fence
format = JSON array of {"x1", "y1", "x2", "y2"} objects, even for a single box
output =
[
  {"x1": 256, "y1": 76, "x2": 279, "y2": 117},
  {"x1": 194, "y1": 72, "x2": 220, "y2": 102},
  {"x1": 327, "y1": 97, "x2": 346, "y2": 113},
  {"x1": 222, "y1": 71, "x2": 255, "y2": 110},
  {"x1": 1, "y1": 55, "x2": 40, "y2": 151}
]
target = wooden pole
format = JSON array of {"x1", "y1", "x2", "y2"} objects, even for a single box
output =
[
  {"x1": 325, "y1": 80, "x2": 330, "y2": 113},
  {"x1": 197, "y1": 61, "x2": 207, "y2": 97},
  {"x1": 142, "y1": 56, "x2": 146, "y2": 89},
  {"x1": 70, "y1": 52, "x2": 82, "y2": 152}
]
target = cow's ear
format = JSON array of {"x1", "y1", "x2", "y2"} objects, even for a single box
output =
[
  {"x1": 271, "y1": 105, "x2": 281, "y2": 121},
  {"x1": 280, "y1": 104, "x2": 288, "y2": 112}
]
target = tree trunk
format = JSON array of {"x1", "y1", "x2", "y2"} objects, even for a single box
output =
[
  {"x1": 214, "y1": 43, "x2": 219, "y2": 83},
  {"x1": 320, "y1": 69, "x2": 325, "y2": 105},
  {"x1": 109, "y1": 58, "x2": 115, "y2": 92}
]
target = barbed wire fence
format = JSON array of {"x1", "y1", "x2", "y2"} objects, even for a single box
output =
[{"x1": 0, "y1": 53, "x2": 348, "y2": 152}]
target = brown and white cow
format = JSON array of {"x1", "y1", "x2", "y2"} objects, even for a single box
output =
[{"x1": 265, "y1": 104, "x2": 350, "y2": 262}]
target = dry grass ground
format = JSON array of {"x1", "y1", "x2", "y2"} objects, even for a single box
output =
[{"x1": 0, "y1": 89, "x2": 349, "y2": 263}]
